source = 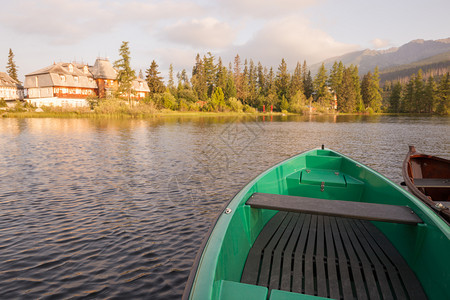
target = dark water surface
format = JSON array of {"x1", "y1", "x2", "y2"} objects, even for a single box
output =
[{"x1": 0, "y1": 115, "x2": 449, "y2": 299}]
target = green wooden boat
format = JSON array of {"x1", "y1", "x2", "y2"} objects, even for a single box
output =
[{"x1": 183, "y1": 148, "x2": 450, "y2": 300}]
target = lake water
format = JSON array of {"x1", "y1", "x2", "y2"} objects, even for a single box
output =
[{"x1": 0, "y1": 115, "x2": 449, "y2": 299}]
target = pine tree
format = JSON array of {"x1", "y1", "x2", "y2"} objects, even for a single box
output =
[
  {"x1": 436, "y1": 73, "x2": 449, "y2": 115},
  {"x1": 178, "y1": 69, "x2": 190, "y2": 90},
  {"x1": 350, "y1": 65, "x2": 363, "y2": 112},
  {"x1": 276, "y1": 58, "x2": 290, "y2": 101},
  {"x1": 301, "y1": 60, "x2": 308, "y2": 83},
  {"x1": 191, "y1": 54, "x2": 207, "y2": 101},
  {"x1": 6, "y1": 48, "x2": 19, "y2": 83},
  {"x1": 182, "y1": 69, "x2": 190, "y2": 89},
  {"x1": 361, "y1": 72, "x2": 372, "y2": 109},
  {"x1": 224, "y1": 71, "x2": 237, "y2": 100},
  {"x1": 266, "y1": 67, "x2": 277, "y2": 110},
  {"x1": 389, "y1": 82, "x2": 402, "y2": 113},
  {"x1": 303, "y1": 70, "x2": 314, "y2": 99},
  {"x1": 168, "y1": 64, "x2": 175, "y2": 90},
  {"x1": 176, "y1": 69, "x2": 196, "y2": 103},
  {"x1": 338, "y1": 68, "x2": 356, "y2": 113},
  {"x1": 257, "y1": 62, "x2": 266, "y2": 96},
  {"x1": 146, "y1": 60, "x2": 165, "y2": 95},
  {"x1": 369, "y1": 67, "x2": 383, "y2": 112},
  {"x1": 329, "y1": 61, "x2": 344, "y2": 97},
  {"x1": 248, "y1": 59, "x2": 258, "y2": 106},
  {"x1": 413, "y1": 69, "x2": 425, "y2": 112},
  {"x1": 241, "y1": 59, "x2": 250, "y2": 104},
  {"x1": 203, "y1": 52, "x2": 216, "y2": 98},
  {"x1": 215, "y1": 57, "x2": 227, "y2": 93},
  {"x1": 313, "y1": 63, "x2": 330, "y2": 104},
  {"x1": 424, "y1": 76, "x2": 436, "y2": 113},
  {"x1": 402, "y1": 76, "x2": 415, "y2": 113},
  {"x1": 233, "y1": 54, "x2": 243, "y2": 101},
  {"x1": 114, "y1": 41, "x2": 136, "y2": 102},
  {"x1": 290, "y1": 62, "x2": 303, "y2": 97}
]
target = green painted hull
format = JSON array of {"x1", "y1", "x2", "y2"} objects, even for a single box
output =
[{"x1": 184, "y1": 149, "x2": 450, "y2": 299}]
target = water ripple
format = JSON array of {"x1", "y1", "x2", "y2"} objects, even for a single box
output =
[{"x1": 0, "y1": 116, "x2": 448, "y2": 299}]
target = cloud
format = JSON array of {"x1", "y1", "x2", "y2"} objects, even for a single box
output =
[
  {"x1": 1, "y1": 0, "x2": 116, "y2": 44},
  {"x1": 0, "y1": 0, "x2": 204, "y2": 45},
  {"x1": 163, "y1": 18, "x2": 236, "y2": 49},
  {"x1": 153, "y1": 47, "x2": 198, "y2": 72},
  {"x1": 371, "y1": 38, "x2": 391, "y2": 49},
  {"x1": 232, "y1": 16, "x2": 359, "y2": 67},
  {"x1": 113, "y1": 1, "x2": 205, "y2": 24},
  {"x1": 218, "y1": 0, "x2": 319, "y2": 17}
]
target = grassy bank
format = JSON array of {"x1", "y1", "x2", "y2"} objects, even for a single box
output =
[
  {"x1": 1, "y1": 98, "x2": 299, "y2": 119},
  {"x1": 1, "y1": 110, "x2": 294, "y2": 119}
]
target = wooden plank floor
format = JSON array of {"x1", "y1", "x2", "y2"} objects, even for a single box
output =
[{"x1": 241, "y1": 212, "x2": 427, "y2": 299}]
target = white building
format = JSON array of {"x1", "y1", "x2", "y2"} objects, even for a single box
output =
[
  {"x1": 24, "y1": 59, "x2": 150, "y2": 107},
  {"x1": 24, "y1": 62, "x2": 97, "y2": 107},
  {"x1": 0, "y1": 72, "x2": 24, "y2": 105}
]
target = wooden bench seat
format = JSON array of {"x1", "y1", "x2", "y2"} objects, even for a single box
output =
[
  {"x1": 241, "y1": 211, "x2": 427, "y2": 299},
  {"x1": 246, "y1": 193, "x2": 422, "y2": 225},
  {"x1": 413, "y1": 178, "x2": 450, "y2": 188}
]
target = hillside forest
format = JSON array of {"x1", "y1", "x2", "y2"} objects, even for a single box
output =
[{"x1": 144, "y1": 53, "x2": 449, "y2": 115}]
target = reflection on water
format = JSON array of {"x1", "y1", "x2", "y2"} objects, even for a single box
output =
[{"x1": 0, "y1": 116, "x2": 449, "y2": 299}]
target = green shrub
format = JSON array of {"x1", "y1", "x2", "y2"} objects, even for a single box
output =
[
  {"x1": 243, "y1": 105, "x2": 256, "y2": 113},
  {"x1": 227, "y1": 97, "x2": 243, "y2": 112},
  {"x1": 162, "y1": 92, "x2": 177, "y2": 110},
  {"x1": 189, "y1": 102, "x2": 201, "y2": 111},
  {"x1": 178, "y1": 99, "x2": 189, "y2": 111},
  {"x1": 366, "y1": 107, "x2": 374, "y2": 115}
]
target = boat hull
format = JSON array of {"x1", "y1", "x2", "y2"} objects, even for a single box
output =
[{"x1": 184, "y1": 148, "x2": 450, "y2": 299}]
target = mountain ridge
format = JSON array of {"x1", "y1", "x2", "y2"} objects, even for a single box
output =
[
  {"x1": 379, "y1": 51, "x2": 450, "y2": 83},
  {"x1": 311, "y1": 38, "x2": 450, "y2": 75}
]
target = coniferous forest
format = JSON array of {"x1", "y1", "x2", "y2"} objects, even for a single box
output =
[
  {"x1": 143, "y1": 53, "x2": 449, "y2": 115},
  {"x1": 4, "y1": 44, "x2": 449, "y2": 115}
]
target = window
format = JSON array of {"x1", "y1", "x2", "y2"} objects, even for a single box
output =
[
  {"x1": 68, "y1": 64, "x2": 73, "y2": 72},
  {"x1": 35, "y1": 76, "x2": 38, "y2": 87},
  {"x1": 74, "y1": 76, "x2": 79, "y2": 83},
  {"x1": 60, "y1": 75, "x2": 65, "y2": 82},
  {"x1": 83, "y1": 65, "x2": 89, "y2": 74}
]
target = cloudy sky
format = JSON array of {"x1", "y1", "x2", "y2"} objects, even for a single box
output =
[{"x1": 1, "y1": 0, "x2": 449, "y2": 81}]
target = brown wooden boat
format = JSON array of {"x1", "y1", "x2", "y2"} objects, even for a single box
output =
[{"x1": 402, "y1": 145, "x2": 450, "y2": 224}]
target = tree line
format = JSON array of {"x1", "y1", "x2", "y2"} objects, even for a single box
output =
[
  {"x1": 384, "y1": 70, "x2": 449, "y2": 114},
  {"x1": 5, "y1": 43, "x2": 449, "y2": 115},
  {"x1": 143, "y1": 52, "x2": 390, "y2": 114}
]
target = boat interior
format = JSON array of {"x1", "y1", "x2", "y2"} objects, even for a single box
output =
[
  {"x1": 205, "y1": 150, "x2": 449, "y2": 300},
  {"x1": 408, "y1": 155, "x2": 450, "y2": 204}
]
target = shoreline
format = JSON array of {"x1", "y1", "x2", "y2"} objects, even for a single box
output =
[
  {"x1": 1, "y1": 109, "x2": 443, "y2": 119},
  {"x1": 1, "y1": 110, "x2": 299, "y2": 119}
]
